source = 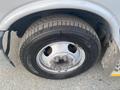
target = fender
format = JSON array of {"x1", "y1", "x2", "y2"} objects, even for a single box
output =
[
  {"x1": 0, "y1": 0, "x2": 119, "y2": 49},
  {"x1": 0, "y1": 0, "x2": 120, "y2": 50}
]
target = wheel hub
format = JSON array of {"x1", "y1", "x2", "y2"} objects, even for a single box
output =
[
  {"x1": 36, "y1": 41, "x2": 85, "y2": 74},
  {"x1": 50, "y1": 54, "x2": 75, "y2": 71}
]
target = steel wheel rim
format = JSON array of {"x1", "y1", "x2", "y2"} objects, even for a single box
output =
[{"x1": 36, "y1": 41, "x2": 86, "y2": 74}]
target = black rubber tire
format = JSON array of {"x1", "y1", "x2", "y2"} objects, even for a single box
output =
[{"x1": 19, "y1": 14, "x2": 101, "y2": 79}]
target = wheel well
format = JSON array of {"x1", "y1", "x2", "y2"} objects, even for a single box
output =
[{"x1": 9, "y1": 9, "x2": 111, "y2": 45}]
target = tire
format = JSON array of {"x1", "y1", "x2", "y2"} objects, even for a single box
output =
[{"x1": 19, "y1": 14, "x2": 101, "y2": 79}]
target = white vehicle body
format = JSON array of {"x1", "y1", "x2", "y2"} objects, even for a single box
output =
[
  {"x1": 0, "y1": 0, "x2": 120, "y2": 47},
  {"x1": 0, "y1": 0, "x2": 120, "y2": 77}
]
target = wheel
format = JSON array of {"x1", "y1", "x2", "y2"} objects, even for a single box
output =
[{"x1": 19, "y1": 14, "x2": 101, "y2": 79}]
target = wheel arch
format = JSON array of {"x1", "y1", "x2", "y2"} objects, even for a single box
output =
[{"x1": 0, "y1": 0, "x2": 120, "y2": 49}]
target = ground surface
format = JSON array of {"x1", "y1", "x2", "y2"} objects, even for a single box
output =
[{"x1": 0, "y1": 32, "x2": 120, "y2": 90}]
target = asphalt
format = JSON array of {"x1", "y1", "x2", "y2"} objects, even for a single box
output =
[{"x1": 0, "y1": 32, "x2": 120, "y2": 90}]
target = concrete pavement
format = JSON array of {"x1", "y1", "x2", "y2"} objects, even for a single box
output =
[{"x1": 0, "y1": 32, "x2": 120, "y2": 90}]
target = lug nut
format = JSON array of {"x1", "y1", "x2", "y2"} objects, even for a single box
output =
[
  {"x1": 54, "y1": 56, "x2": 60, "y2": 63},
  {"x1": 62, "y1": 55, "x2": 68, "y2": 62}
]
